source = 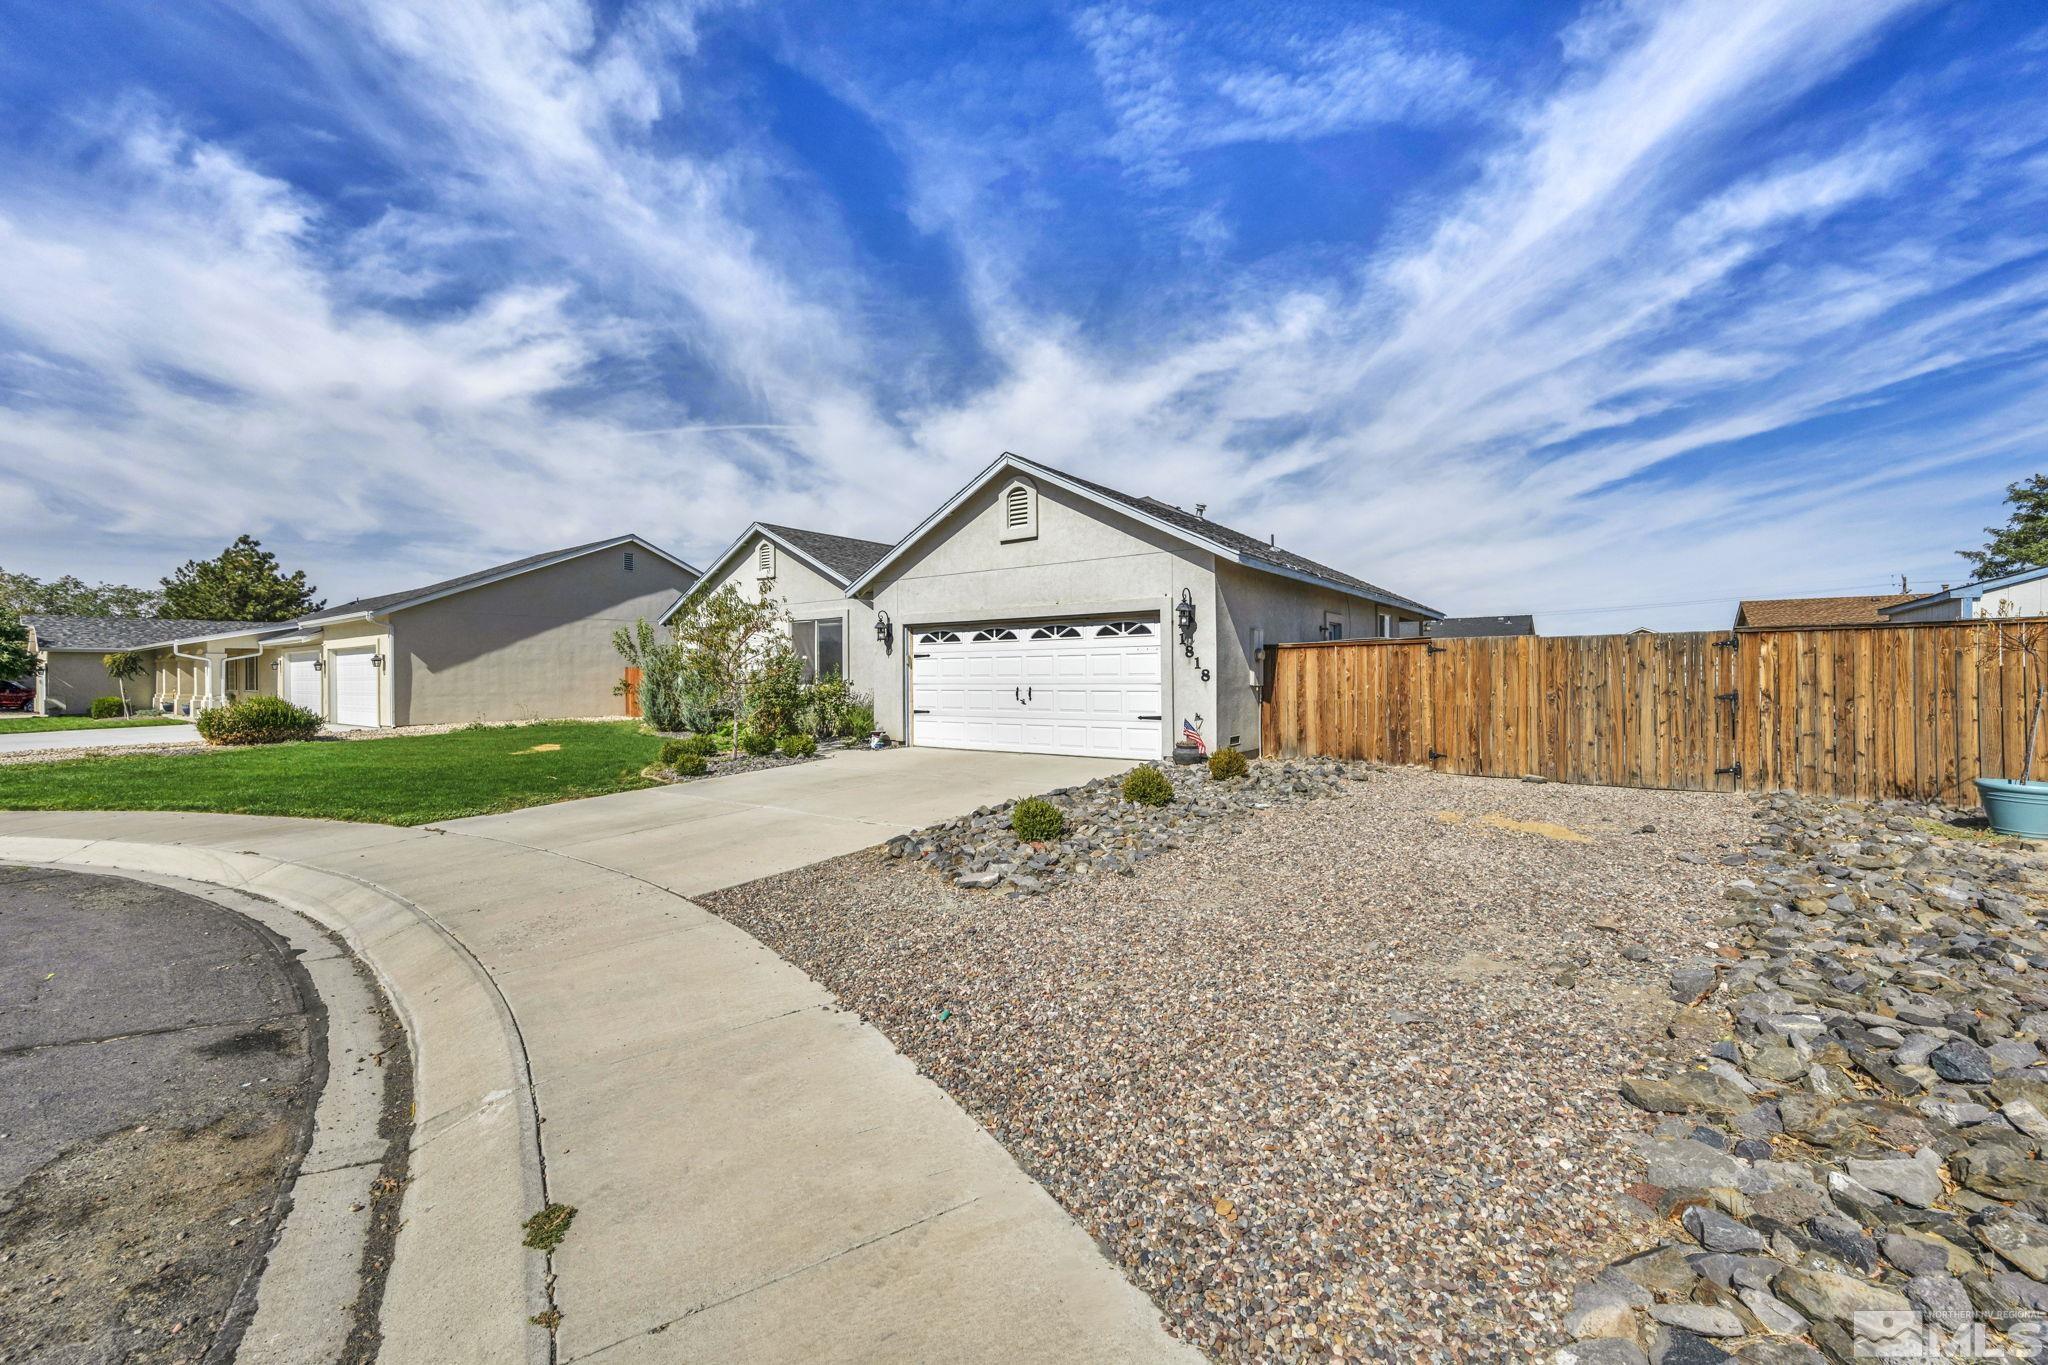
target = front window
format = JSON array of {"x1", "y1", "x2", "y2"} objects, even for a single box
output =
[{"x1": 793, "y1": 618, "x2": 844, "y2": 682}]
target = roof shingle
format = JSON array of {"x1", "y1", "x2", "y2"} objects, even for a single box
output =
[
  {"x1": 25, "y1": 616, "x2": 281, "y2": 651},
  {"x1": 1734, "y1": 594, "x2": 1916, "y2": 629},
  {"x1": 1021, "y1": 458, "x2": 1439, "y2": 617},
  {"x1": 756, "y1": 523, "x2": 894, "y2": 584}
]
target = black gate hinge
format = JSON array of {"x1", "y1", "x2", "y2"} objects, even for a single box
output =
[
  {"x1": 1425, "y1": 643, "x2": 1446, "y2": 654},
  {"x1": 1715, "y1": 761, "x2": 1743, "y2": 778},
  {"x1": 1714, "y1": 635, "x2": 1739, "y2": 649},
  {"x1": 1716, "y1": 690, "x2": 1738, "y2": 704},
  {"x1": 1428, "y1": 748, "x2": 1446, "y2": 761}
]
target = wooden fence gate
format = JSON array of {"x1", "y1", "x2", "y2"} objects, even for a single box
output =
[{"x1": 1258, "y1": 622, "x2": 2048, "y2": 805}]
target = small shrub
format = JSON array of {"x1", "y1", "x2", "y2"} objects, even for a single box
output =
[
  {"x1": 839, "y1": 703, "x2": 876, "y2": 739},
  {"x1": 1121, "y1": 765, "x2": 1175, "y2": 807},
  {"x1": 740, "y1": 730, "x2": 776, "y2": 757},
  {"x1": 1010, "y1": 796, "x2": 1065, "y2": 841},
  {"x1": 777, "y1": 733, "x2": 817, "y2": 758},
  {"x1": 195, "y1": 694, "x2": 322, "y2": 746},
  {"x1": 677, "y1": 733, "x2": 719, "y2": 757},
  {"x1": 659, "y1": 739, "x2": 691, "y2": 767},
  {"x1": 1207, "y1": 748, "x2": 1250, "y2": 780},
  {"x1": 669, "y1": 752, "x2": 709, "y2": 777},
  {"x1": 90, "y1": 696, "x2": 126, "y2": 719}
]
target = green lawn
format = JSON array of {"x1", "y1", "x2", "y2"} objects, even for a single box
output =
[
  {"x1": 0, "y1": 720, "x2": 665, "y2": 825},
  {"x1": 0, "y1": 713, "x2": 190, "y2": 732}
]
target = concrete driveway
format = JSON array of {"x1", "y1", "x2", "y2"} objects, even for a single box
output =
[
  {"x1": 0, "y1": 722, "x2": 200, "y2": 755},
  {"x1": 443, "y1": 745, "x2": 1129, "y2": 894},
  {"x1": 0, "y1": 747, "x2": 1191, "y2": 1365}
]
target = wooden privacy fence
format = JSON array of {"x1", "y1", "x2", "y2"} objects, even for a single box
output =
[{"x1": 1258, "y1": 622, "x2": 2048, "y2": 805}]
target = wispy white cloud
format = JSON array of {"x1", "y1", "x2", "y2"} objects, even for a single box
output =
[
  {"x1": 1070, "y1": 2, "x2": 1489, "y2": 188},
  {"x1": 1, "y1": 0, "x2": 2044, "y2": 635}
]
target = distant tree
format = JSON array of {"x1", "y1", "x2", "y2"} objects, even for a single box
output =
[
  {"x1": 159, "y1": 536, "x2": 323, "y2": 622},
  {"x1": 1963, "y1": 475, "x2": 2048, "y2": 580},
  {"x1": 0, "y1": 567, "x2": 162, "y2": 617},
  {"x1": 0, "y1": 605, "x2": 33, "y2": 684},
  {"x1": 102, "y1": 651, "x2": 151, "y2": 715}
]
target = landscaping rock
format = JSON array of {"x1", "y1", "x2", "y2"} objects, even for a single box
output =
[
  {"x1": 1561, "y1": 789, "x2": 2048, "y2": 1361},
  {"x1": 884, "y1": 757, "x2": 1367, "y2": 896}
]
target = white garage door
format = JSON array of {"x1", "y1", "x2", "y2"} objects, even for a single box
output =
[
  {"x1": 283, "y1": 656, "x2": 322, "y2": 715},
  {"x1": 331, "y1": 652, "x2": 378, "y2": 727},
  {"x1": 911, "y1": 618, "x2": 1162, "y2": 760}
]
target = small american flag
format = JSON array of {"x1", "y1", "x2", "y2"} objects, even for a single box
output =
[{"x1": 1181, "y1": 717, "x2": 1208, "y2": 753}]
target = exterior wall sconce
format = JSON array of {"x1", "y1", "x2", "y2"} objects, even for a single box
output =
[
  {"x1": 371, "y1": 653, "x2": 387, "y2": 667},
  {"x1": 875, "y1": 610, "x2": 894, "y2": 653},
  {"x1": 1175, "y1": 588, "x2": 1197, "y2": 658},
  {"x1": 313, "y1": 658, "x2": 325, "y2": 671}
]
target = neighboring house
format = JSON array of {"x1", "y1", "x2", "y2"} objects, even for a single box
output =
[
  {"x1": 1420, "y1": 614, "x2": 1536, "y2": 639},
  {"x1": 32, "y1": 535, "x2": 696, "y2": 726},
  {"x1": 1881, "y1": 565, "x2": 2048, "y2": 622},
  {"x1": 23, "y1": 617, "x2": 273, "y2": 715},
  {"x1": 1734, "y1": 594, "x2": 1916, "y2": 629},
  {"x1": 660, "y1": 522, "x2": 894, "y2": 695},
  {"x1": 838, "y1": 452, "x2": 1439, "y2": 759}
]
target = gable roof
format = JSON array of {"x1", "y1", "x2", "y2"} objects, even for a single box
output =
[
  {"x1": 658, "y1": 521, "x2": 895, "y2": 623},
  {"x1": 298, "y1": 534, "x2": 697, "y2": 626},
  {"x1": 844, "y1": 452, "x2": 1441, "y2": 617},
  {"x1": 25, "y1": 615, "x2": 281, "y2": 651},
  {"x1": 1421, "y1": 614, "x2": 1536, "y2": 638},
  {"x1": 756, "y1": 523, "x2": 894, "y2": 583},
  {"x1": 1734, "y1": 594, "x2": 1916, "y2": 629},
  {"x1": 1884, "y1": 562, "x2": 2048, "y2": 615}
]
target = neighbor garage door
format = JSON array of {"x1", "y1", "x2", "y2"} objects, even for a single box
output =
[
  {"x1": 331, "y1": 651, "x2": 378, "y2": 727},
  {"x1": 910, "y1": 618, "x2": 1162, "y2": 760}
]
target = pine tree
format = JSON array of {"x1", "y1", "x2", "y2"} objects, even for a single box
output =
[
  {"x1": 1962, "y1": 475, "x2": 2048, "y2": 580},
  {"x1": 160, "y1": 536, "x2": 324, "y2": 622}
]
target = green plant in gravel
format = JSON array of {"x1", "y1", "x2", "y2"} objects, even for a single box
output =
[
  {"x1": 777, "y1": 733, "x2": 816, "y2": 758},
  {"x1": 740, "y1": 730, "x2": 776, "y2": 757},
  {"x1": 669, "y1": 751, "x2": 709, "y2": 777},
  {"x1": 839, "y1": 702, "x2": 876, "y2": 739},
  {"x1": 1121, "y1": 765, "x2": 1174, "y2": 807},
  {"x1": 90, "y1": 696, "x2": 127, "y2": 719},
  {"x1": 1207, "y1": 748, "x2": 1249, "y2": 780},
  {"x1": 675, "y1": 733, "x2": 719, "y2": 757},
  {"x1": 658, "y1": 739, "x2": 694, "y2": 767},
  {"x1": 1010, "y1": 796, "x2": 1065, "y2": 842},
  {"x1": 195, "y1": 694, "x2": 322, "y2": 746},
  {"x1": 521, "y1": 1203, "x2": 577, "y2": 1252}
]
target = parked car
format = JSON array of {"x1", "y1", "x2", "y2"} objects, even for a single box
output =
[{"x1": 0, "y1": 682, "x2": 34, "y2": 712}]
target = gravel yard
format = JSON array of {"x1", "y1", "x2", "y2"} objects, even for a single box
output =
[{"x1": 701, "y1": 764, "x2": 1751, "y2": 1361}]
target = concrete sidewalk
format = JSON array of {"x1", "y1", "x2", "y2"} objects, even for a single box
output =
[{"x1": 0, "y1": 750, "x2": 1192, "y2": 1364}]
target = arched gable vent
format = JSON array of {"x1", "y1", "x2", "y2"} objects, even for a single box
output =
[
  {"x1": 1000, "y1": 478, "x2": 1038, "y2": 543},
  {"x1": 756, "y1": 538, "x2": 777, "y2": 577}
]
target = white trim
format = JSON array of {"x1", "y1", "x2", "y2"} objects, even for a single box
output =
[
  {"x1": 299, "y1": 535, "x2": 700, "y2": 627},
  {"x1": 659, "y1": 524, "x2": 861, "y2": 624},
  {"x1": 843, "y1": 452, "x2": 1441, "y2": 618}
]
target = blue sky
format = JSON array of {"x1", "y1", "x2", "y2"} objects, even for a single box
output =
[{"x1": 1, "y1": 0, "x2": 2044, "y2": 631}]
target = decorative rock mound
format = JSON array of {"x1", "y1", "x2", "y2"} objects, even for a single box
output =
[{"x1": 884, "y1": 757, "x2": 1366, "y2": 894}]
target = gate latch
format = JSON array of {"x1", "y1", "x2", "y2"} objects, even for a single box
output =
[
  {"x1": 1715, "y1": 690, "x2": 1738, "y2": 704},
  {"x1": 1427, "y1": 748, "x2": 1446, "y2": 761},
  {"x1": 1715, "y1": 761, "x2": 1743, "y2": 778}
]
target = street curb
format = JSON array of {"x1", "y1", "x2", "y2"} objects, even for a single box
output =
[{"x1": 0, "y1": 837, "x2": 551, "y2": 1365}]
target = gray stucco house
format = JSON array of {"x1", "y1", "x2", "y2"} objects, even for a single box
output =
[
  {"x1": 660, "y1": 522, "x2": 893, "y2": 697},
  {"x1": 690, "y1": 453, "x2": 1437, "y2": 760},
  {"x1": 23, "y1": 616, "x2": 275, "y2": 716},
  {"x1": 27, "y1": 535, "x2": 697, "y2": 726}
]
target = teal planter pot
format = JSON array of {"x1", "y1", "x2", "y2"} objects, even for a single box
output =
[{"x1": 1976, "y1": 778, "x2": 2048, "y2": 837}]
